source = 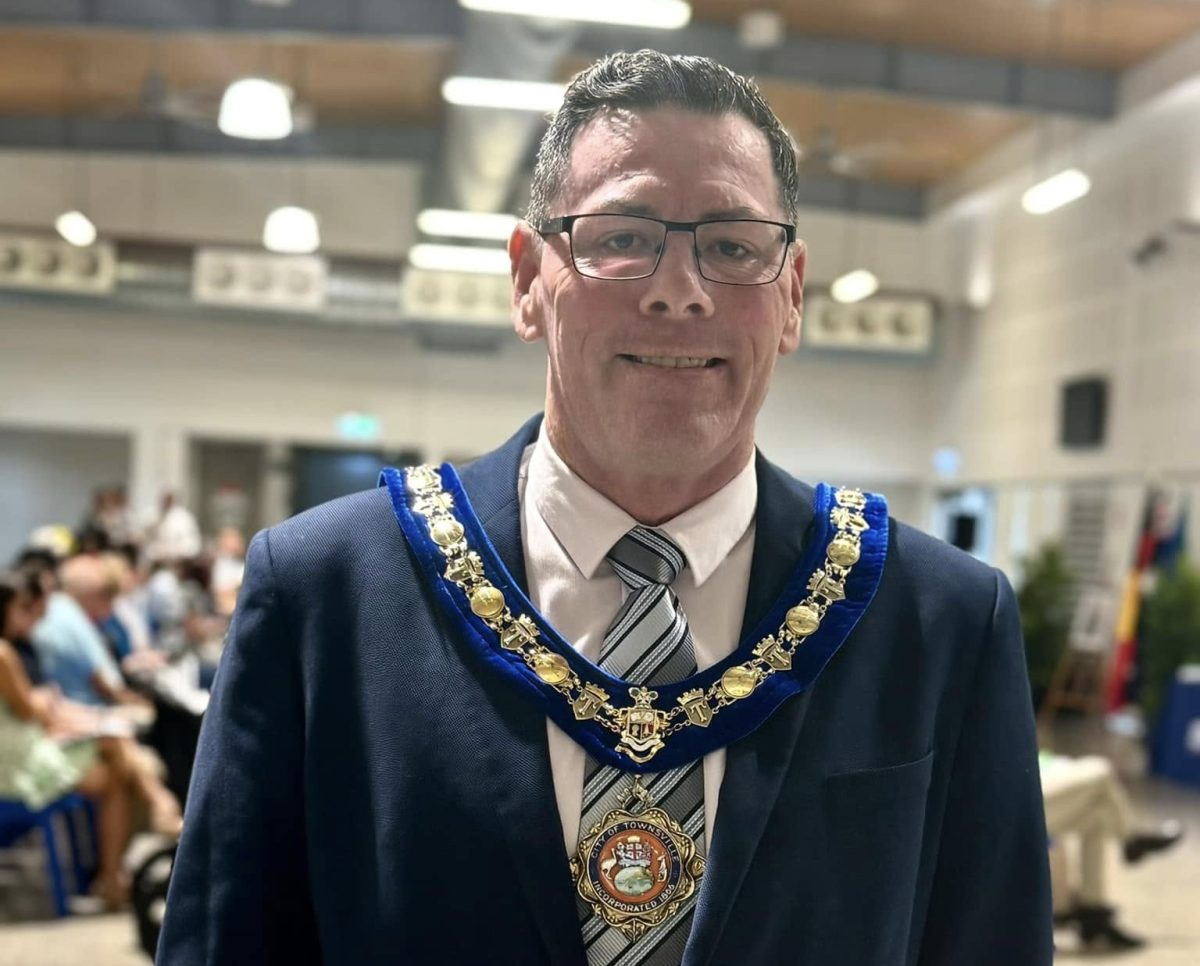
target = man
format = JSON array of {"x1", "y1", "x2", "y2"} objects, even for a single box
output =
[
  {"x1": 31, "y1": 554, "x2": 146, "y2": 709},
  {"x1": 143, "y1": 490, "x2": 202, "y2": 565},
  {"x1": 160, "y1": 51, "x2": 1052, "y2": 964},
  {"x1": 1042, "y1": 752, "x2": 1183, "y2": 950}
]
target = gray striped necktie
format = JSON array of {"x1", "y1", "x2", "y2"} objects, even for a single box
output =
[{"x1": 578, "y1": 526, "x2": 705, "y2": 966}]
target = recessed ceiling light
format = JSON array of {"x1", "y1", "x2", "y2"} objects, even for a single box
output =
[
  {"x1": 441, "y1": 77, "x2": 566, "y2": 112},
  {"x1": 1021, "y1": 168, "x2": 1091, "y2": 215},
  {"x1": 417, "y1": 209, "x2": 520, "y2": 240},
  {"x1": 409, "y1": 244, "x2": 511, "y2": 274},
  {"x1": 458, "y1": 0, "x2": 690, "y2": 29}
]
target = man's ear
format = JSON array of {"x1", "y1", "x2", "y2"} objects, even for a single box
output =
[
  {"x1": 779, "y1": 238, "x2": 806, "y2": 356},
  {"x1": 510, "y1": 223, "x2": 545, "y2": 343}
]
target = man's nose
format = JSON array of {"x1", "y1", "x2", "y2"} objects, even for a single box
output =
[{"x1": 638, "y1": 232, "x2": 715, "y2": 319}]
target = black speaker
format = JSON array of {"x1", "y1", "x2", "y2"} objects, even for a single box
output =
[
  {"x1": 1061, "y1": 377, "x2": 1107, "y2": 449},
  {"x1": 949, "y1": 514, "x2": 977, "y2": 552}
]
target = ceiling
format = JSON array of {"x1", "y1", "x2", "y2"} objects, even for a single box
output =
[
  {"x1": 0, "y1": 1, "x2": 1197, "y2": 218},
  {"x1": 694, "y1": 0, "x2": 1200, "y2": 70},
  {"x1": 0, "y1": 29, "x2": 454, "y2": 124}
]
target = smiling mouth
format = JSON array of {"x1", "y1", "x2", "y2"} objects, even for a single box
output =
[{"x1": 619, "y1": 354, "x2": 723, "y2": 369}]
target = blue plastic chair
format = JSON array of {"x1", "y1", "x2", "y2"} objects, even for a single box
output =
[{"x1": 0, "y1": 793, "x2": 97, "y2": 917}]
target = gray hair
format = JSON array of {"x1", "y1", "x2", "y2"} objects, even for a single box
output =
[{"x1": 526, "y1": 50, "x2": 799, "y2": 226}]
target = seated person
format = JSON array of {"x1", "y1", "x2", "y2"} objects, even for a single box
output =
[
  {"x1": 0, "y1": 567, "x2": 183, "y2": 908},
  {"x1": 1041, "y1": 751, "x2": 1183, "y2": 951},
  {"x1": 210, "y1": 527, "x2": 246, "y2": 618},
  {"x1": 29, "y1": 554, "x2": 152, "y2": 711},
  {"x1": 93, "y1": 552, "x2": 166, "y2": 677}
]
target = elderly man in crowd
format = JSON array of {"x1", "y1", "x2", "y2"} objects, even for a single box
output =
[{"x1": 30, "y1": 554, "x2": 146, "y2": 709}]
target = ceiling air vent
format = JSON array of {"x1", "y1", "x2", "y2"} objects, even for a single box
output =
[
  {"x1": 805, "y1": 293, "x2": 936, "y2": 356},
  {"x1": 401, "y1": 267, "x2": 512, "y2": 327},
  {"x1": 192, "y1": 248, "x2": 327, "y2": 312},
  {"x1": 0, "y1": 233, "x2": 117, "y2": 294}
]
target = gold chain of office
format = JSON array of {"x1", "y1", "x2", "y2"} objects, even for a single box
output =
[{"x1": 405, "y1": 466, "x2": 871, "y2": 765}]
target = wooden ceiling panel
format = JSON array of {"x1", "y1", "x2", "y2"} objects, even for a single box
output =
[
  {"x1": 0, "y1": 29, "x2": 455, "y2": 124},
  {"x1": 759, "y1": 82, "x2": 1030, "y2": 185},
  {"x1": 693, "y1": 0, "x2": 1200, "y2": 70},
  {"x1": 556, "y1": 57, "x2": 1031, "y2": 186},
  {"x1": 303, "y1": 43, "x2": 454, "y2": 123}
]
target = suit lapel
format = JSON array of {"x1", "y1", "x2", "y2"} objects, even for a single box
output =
[
  {"x1": 457, "y1": 416, "x2": 586, "y2": 966},
  {"x1": 688, "y1": 454, "x2": 818, "y2": 964}
]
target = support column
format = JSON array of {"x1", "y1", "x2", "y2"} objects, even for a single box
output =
[
  {"x1": 259, "y1": 441, "x2": 293, "y2": 529},
  {"x1": 129, "y1": 424, "x2": 190, "y2": 521}
]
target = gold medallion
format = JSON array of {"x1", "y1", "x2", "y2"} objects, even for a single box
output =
[
  {"x1": 572, "y1": 778, "x2": 705, "y2": 941},
  {"x1": 828, "y1": 535, "x2": 861, "y2": 567},
  {"x1": 429, "y1": 517, "x2": 465, "y2": 548},
  {"x1": 468, "y1": 586, "x2": 506, "y2": 619},
  {"x1": 532, "y1": 650, "x2": 571, "y2": 684},
  {"x1": 785, "y1": 603, "x2": 820, "y2": 638},
  {"x1": 720, "y1": 665, "x2": 758, "y2": 698}
]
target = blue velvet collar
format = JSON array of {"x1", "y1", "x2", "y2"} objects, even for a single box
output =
[{"x1": 381, "y1": 462, "x2": 888, "y2": 773}]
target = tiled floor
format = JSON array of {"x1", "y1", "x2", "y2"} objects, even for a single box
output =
[{"x1": 1, "y1": 722, "x2": 1197, "y2": 965}]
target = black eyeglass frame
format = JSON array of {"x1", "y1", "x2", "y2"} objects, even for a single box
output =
[{"x1": 535, "y1": 213, "x2": 797, "y2": 286}]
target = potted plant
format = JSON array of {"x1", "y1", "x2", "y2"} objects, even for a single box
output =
[
  {"x1": 1015, "y1": 543, "x2": 1075, "y2": 708},
  {"x1": 1140, "y1": 559, "x2": 1200, "y2": 731}
]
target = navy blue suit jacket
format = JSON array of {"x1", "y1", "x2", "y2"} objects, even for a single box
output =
[{"x1": 158, "y1": 416, "x2": 1052, "y2": 965}]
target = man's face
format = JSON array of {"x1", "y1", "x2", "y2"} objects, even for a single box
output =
[{"x1": 512, "y1": 108, "x2": 805, "y2": 485}]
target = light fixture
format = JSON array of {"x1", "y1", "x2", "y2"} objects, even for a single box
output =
[
  {"x1": 1021, "y1": 167, "x2": 1091, "y2": 215},
  {"x1": 219, "y1": 78, "x2": 294, "y2": 140},
  {"x1": 263, "y1": 206, "x2": 320, "y2": 254},
  {"x1": 417, "y1": 209, "x2": 520, "y2": 241},
  {"x1": 55, "y1": 210, "x2": 97, "y2": 248},
  {"x1": 441, "y1": 76, "x2": 566, "y2": 112},
  {"x1": 932, "y1": 446, "x2": 962, "y2": 480},
  {"x1": 830, "y1": 269, "x2": 879, "y2": 304},
  {"x1": 458, "y1": 0, "x2": 690, "y2": 29},
  {"x1": 409, "y1": 244, "x2": 511, "y2": 274}
]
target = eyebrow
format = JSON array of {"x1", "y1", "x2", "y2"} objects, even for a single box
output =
[{"x1": 588, "y1": 200, "x2": 773, "y2": 221}]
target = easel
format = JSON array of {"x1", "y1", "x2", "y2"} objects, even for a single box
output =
[{"x1": 1037, "y1": 586, "x2": 1115, "y2": 730}]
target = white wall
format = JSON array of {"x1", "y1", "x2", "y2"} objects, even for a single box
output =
[
  {"x1": 917, "y1": 33, "x2": 1200, "y2": 573},
  {"x1": 925, "y1": 42, "x2": 1200, "y2": 489},
  {"x1": 0, "y1": 425, "x2": 130, "y2": 561},
  {"x1": 0, "y1": 299, "x2": 934, "y2": 530},
  {"x1": 0, "y1": 107, "x2": 975, "y2": 544}
]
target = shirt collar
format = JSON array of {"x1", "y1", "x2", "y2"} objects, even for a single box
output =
[{"x1": 525, "y1": 426, "x2": 757, "y2": 588}]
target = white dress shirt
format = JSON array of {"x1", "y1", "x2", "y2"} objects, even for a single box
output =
[{"x1": 518, "y1": 429, "x2": 758, "y2": 854}]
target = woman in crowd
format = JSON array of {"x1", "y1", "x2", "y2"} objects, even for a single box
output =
[{"x1": 0, "y1": 567, "x2": 182, "y2": 908}]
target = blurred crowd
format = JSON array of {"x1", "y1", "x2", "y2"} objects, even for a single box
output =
[{"x1": 0, "y1": 485, "x2": 245, "y2": 913}]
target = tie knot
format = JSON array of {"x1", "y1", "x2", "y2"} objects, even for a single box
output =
[{"x1": 606, "y1": 526, "x2": 686, "y2": 590}]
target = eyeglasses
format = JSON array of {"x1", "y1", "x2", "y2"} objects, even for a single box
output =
[{"x1": 535, "y1": 213, "x2": 796, "y2": 286}]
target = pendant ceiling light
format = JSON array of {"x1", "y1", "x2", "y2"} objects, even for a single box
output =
[
  {"x1": 219, "y1": 78, "x2": 294, "y2": 140},
  {"x1": 263, "y1": 206, "x2": 320, "y2": 254}
]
